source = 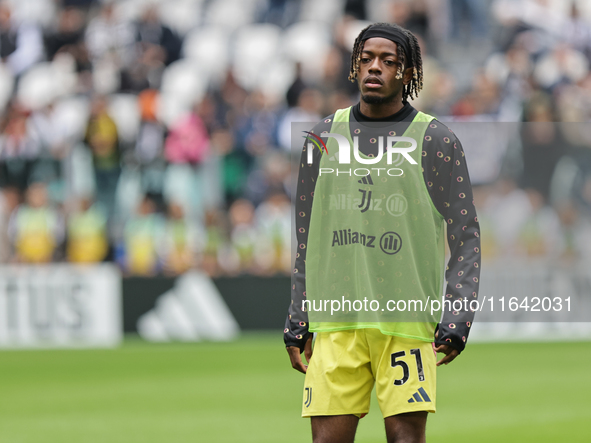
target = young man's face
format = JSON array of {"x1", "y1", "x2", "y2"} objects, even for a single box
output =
[{"x1": 357, "y1": 37, "x2": 411, "y2": 105}]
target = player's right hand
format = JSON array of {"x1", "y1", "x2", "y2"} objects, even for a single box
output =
[{"x1": 286, "y1": 335, "x2": 313, "y2": 374}]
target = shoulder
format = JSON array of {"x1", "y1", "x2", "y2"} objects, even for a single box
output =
[
  {"x1": 309, "y1": 113, "x2": 336, "y2": 135},
  {"x1": 423, "y1": 119, "x2": 462, "y2": 155},
  {"x1": 424, "y1": 119, "x2": 458, "y2": 141}
]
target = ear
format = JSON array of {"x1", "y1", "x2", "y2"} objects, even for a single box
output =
[{"x1": 402, "y1": 67, "x2": 414, "y2": 85}]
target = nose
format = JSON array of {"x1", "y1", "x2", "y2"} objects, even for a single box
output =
[{"x1": 368, "y1": 58, "x2": 382, "y2": 74}]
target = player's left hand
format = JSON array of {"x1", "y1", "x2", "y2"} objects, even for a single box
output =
[
  {"x1": 286, "y1": 334, "x2": 313, "y2": 374},
  {"x1": 433, "y1": 330, "x2": 459, "y2": 366},
  {"x1": 433, "y1": 343, "x2": 459, "y2": 366}
]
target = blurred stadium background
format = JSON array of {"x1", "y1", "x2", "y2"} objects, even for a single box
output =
[{"x1": 0, "y1": 0, "x2": 590, "y2": 441}]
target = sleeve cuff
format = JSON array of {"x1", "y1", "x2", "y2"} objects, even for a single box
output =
[{"x1": 284, "y1": 331, "x2": 311, "y2": 353}]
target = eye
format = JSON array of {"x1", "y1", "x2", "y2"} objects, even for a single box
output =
[
  {"x1": 360, "y1": 58, "x2": 371, "y2": 63},
  {"x1": 384, "y1": 60, "x2": 395, "y2": 66}
]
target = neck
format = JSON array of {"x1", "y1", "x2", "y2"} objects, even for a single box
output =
[{"x1": 359, "y1": 98, "x2": 405, "y2": 119}]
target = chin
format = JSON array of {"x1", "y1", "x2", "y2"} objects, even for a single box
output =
[{"x1": 361, "y1": 92, "x2": 393, "y2": 105}]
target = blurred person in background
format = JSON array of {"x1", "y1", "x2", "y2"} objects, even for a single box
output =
[
  {"x1": 449, "y1": 0, "x2": 489, "y2": 41},
  {"x1": 259, "y1": 0, "x2": 301, "y2": 28},
  {"x1": 521, "y1": 94, "x2": 567, "y2": 200},
  {"x1": 517, "y1": 188, "x2": 561, "y2": 258},
  {"x1": 85, "y1": 1, "x2": 135, "y2": 68},
  {"x1": 480, "y1": 176, "x2": 533, "y2": 257},
  {"x1": 118, "y1": 4, "x2": 181, "y2": 92},
  {"x1": 562, "y1": 2, "x2": 591, "y2": 61},
  {"x1": 134, "y1": 5, "x2": 181, "y2": 67},
  {"x1": 136, "y1": 88, "x2": 165, "y2": 164},
  {"x1": 253, "y1": 189, "x2": 291, "y2": 275},
  {"x1": 286, "y1": 62, "x2": 307, "y2": 109},
  {"x1": 240, "y1": 90, "x2": 279, "y2": 158},
  {"x1": 161, "y1": 200, "x2": 200, "y2": 276},
  {"x1": 136, "y1": 88, "x2": 167, "y2": 198},
  {"x1": 117, "y1": 193, "x2": 164, "y2": 276},
  {"x1": 244, "y1": 148, "x2": 290, "y2": 206},
  {"x1": 227, "y1": 198, "x2": 258, "y2": 274},
  {"x1": 0, "y1": 101, "x2": 42, "y2": 192},
  {"x1": 278, "y1": 87, "x2": 323, "y2": 152},
  {"x1": 0, "y1": 186, "x2": 19, "y2": 261},
  {"x1": 84, "y1": 95, "x2": 120, "y2": 217},
  {"x1": 200, "y1": 208, "x2": 228, "y2": 277},
  {"x1": 44, "y1": 6, "x2": 88, "y2": 67},
  {"x1": 66, "y1": 195, "x2": 109, "y2": 263},
  {"x1": 555, "y1": 198, "x2": 591, "y2": 263},
  {"x1": 8, "y1": 181, "x2": 64, "y2": 263},
  {"x1": 164, "y1": 101, "x2": 210, "y2": 165},
  {"x1": 0, "y1": 1, "x2": 43, "y2": 76}
]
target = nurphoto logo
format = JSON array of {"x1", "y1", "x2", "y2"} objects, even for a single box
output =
[{"x1": 303, "y1": 131, "x2": 418, "y2": 176}]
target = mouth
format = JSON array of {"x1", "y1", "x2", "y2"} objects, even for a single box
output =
[{"x1": 364, "y1": 76, "x2": 383, "y2": 89}]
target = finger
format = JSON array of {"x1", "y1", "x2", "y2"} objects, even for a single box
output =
[
  {"x1": 436, "y1": 353, "x2": 453, "y2": 366},
  {"x1": 287, "y1": 347, "x2": 308, "y2": 374},
  {"x1": 436, "y1": 351, "x2": 459, "y2": 367}
]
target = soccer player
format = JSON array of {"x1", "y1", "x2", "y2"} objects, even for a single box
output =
[{"x1": 284, "y1": 23, "x2": 481, "y2": 443}]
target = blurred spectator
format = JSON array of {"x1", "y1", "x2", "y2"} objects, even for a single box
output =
[
  {"x1": 449, "y1": 0, "x2": 489, "y2": 41},
  {"x1": 228, "y1": 198, "x2": 257, "y2": 274},
  {"x1": 44, "y1": 7, "x2": 86, "y2": 62},
  {"x1": 0, "y1": 186, "x2": 18, "y2": 261},
  {"x1": 164, "y1": 104, "x2": 210, "y2": 164},
  {"x1": 253, "y1": 190, "x2": 292, "y2": 274},
  {"x1": 278, "y1": 87, "x2": 322, "y2": 152},
  {"x1": 344, "y1": 0, "x2": 367, "y2": 20},
  {"x1": 0, "y1": 102, "x2": 42, "y2": 192},
  {"x1": 66, "y1": 196, "x2": 108, "y2": 263},
  {"x1": 0, "y1": 2, "x2": 43, "y2": 75},
  {"x1": 481, "y1": 177, "x2": 533, "y2": 256},
  {"x1": 533, "y1": 44, "x2": 589, "y2": 91},
  {"x1": 117, "y1": 194, "x2": 164, "y2": 276},
  {"x1": 84, "y1": 95, "x2": 120, "y2": 215},
  {"x1": 517, "y1": 188, "x2": 561, "y2": 257},
  {"x1": 562, "y1": 2, "x2": 591, "y2": 60},
  {"x1": 134, "y1": 5, "x2": 181, "y2": 66},
  {"x1": 136, "y1": 89, "x2": 166, "y2": 197},
  {"x1": 85, "y1": 1, "x2": 135, "y2": 66},
  {"x1": 521, "y1": 96, "x2": 567, "y2": 199},
  {"x1": 555, "y1": 199, "x2": 591, "y2": 262},
  {"x1": 238, "y1": 90, "x2": 278, "y2": 157},
  {"x1": 8, "y1": 182, "x2": 64, "y2": 263},
  {"x1": 200, "y1": 208, "x2": 228, "y2": 277},
  {"x1": 259, "y1": 0, "x2": 301, "y2": 28},
  {"x1": 245, "y1": 150, "x2": 290, "y2": 206},
  {"x1": 161, "y1": 201, "x2": 200, "y2": 276},
  {"x1": 286, "y1": 62, "x2": 306, "y2": 108},
  {"x1": 136, "y1": 89, "x2": 164, "y2": 163}
]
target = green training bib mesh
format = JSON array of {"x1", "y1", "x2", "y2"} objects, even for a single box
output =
[{"x1": 305, "y1": 107, "x2": 445, "y2": 342}]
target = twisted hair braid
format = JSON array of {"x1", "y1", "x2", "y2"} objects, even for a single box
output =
[{"x1": 348, "y1": 23, "x2": 424, "y2": 102}]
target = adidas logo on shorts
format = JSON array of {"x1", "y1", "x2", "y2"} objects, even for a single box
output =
[{"x1": 408, "y1": 387, "x2": 431, "y2": 403}]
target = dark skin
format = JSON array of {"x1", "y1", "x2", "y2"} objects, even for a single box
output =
[{"x1": 286, "y1": 36, "x2": 460, "y2": 443}]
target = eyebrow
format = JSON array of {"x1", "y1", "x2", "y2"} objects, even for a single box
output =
[{"x1": 361, "y1": 50, "x2": 398, "y2": 58}]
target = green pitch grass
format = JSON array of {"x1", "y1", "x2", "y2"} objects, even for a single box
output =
[{"x1": 1, "y1": 334, "x2": 589, "y2": 443}]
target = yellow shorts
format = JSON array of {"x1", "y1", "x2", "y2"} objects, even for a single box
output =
[{"x1": 302, "y1": 328, "x2": 436, "y2": 418}]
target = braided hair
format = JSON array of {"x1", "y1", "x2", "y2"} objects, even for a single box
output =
[{"x1": 348, "y1": 23, "x2": 424, "y2": 102}]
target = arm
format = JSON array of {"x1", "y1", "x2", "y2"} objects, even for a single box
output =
[
  {"x1": 422, "y1": 123, "x2": 481, "y2": 364},
  {"x1": 284, "y1": 120, "x2": 327, "y2": 373}
]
